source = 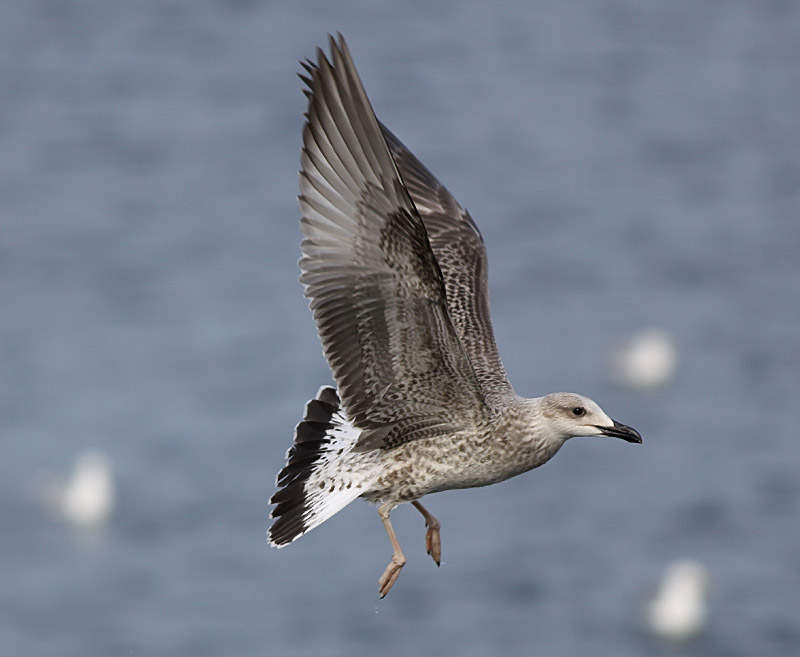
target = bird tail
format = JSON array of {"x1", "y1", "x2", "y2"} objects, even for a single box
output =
[{"x1": 268, "y1": 386, "x2": 366, "y2": 547}]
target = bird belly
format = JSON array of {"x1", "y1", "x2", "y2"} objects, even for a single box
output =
[{"x1": 361, "y1": 429, "x2": 554, "y2": 504}]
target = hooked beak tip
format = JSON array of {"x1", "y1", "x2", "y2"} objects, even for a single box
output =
[{"x1": 596, "y1": 419, "x2": 642, "y2": 444}]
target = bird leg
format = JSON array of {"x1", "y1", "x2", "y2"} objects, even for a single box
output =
[
  {"x1": 412, "y1": 500, "x2": 441, "y2": 566},
  {"x1": 377, "y1": 503, "x2": 406, "y2": 598}
]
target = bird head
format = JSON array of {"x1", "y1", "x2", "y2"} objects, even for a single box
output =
[{"x1": 539, "y1": 392, "x2": 642, "y2": 444}]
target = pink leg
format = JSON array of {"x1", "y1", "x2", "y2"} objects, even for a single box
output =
[
  {"x1": 377, "y1": 502, "x2": 406, "y2": 598},
  {"x1": 412, "y1": 500, "x2": 441, "y2": 566}
]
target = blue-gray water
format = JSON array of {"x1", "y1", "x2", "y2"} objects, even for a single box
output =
[{"x1": 2, "y1": 2, "x2": 799, "y2": 656}]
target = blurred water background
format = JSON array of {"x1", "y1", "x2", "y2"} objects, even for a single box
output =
[{"x1": 2, "y1": 1, "x2": 799, "y2": 655}]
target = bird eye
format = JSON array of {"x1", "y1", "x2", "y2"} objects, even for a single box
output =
[{"x1": 572, "y1": 407, "x2": 585, "y2": 417}]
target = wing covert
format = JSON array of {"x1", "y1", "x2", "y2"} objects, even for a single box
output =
[
  {"x1": 298, "y1": 35, "x2": 489, "y2": 450},
  {"x1": 381, "y1": 126, "x2": 514, "y2": 403}
]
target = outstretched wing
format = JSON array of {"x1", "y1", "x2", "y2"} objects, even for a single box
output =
[
  {"x1": 381, "y1": 126, "x2": 514, "y2": 404},
  {"x1": 298, "y1": 35, "x2": 488, "y2": 451}
]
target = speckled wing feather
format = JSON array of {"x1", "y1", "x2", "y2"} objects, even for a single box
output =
[
  {"x1": 381, "y1": 125, "x2": 514, "y2": 404},
  {"x1": 298, "y1": 35, "x2": 488, "y2": 452}
]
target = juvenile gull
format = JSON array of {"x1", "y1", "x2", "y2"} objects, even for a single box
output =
[{"x1": 269, "y1": 34, "x2": 642, "y2": 598}]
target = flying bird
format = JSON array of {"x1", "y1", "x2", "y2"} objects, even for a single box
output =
[{"x1": 269, "y1": 34, "x2": 642, "y2": 598}]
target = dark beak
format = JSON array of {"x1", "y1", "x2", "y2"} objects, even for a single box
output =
[{"x1": 595, "y1": 419, "x2": 642, "y2": 444}]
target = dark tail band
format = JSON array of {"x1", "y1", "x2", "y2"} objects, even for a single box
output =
[{"x1": 269, "y1": 386, "x2": 340, "y2": 546}]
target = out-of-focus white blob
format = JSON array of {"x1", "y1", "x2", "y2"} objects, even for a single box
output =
[
  {"x1": 611, "y1": 329, "x2": 677, "y2": 390},
  {"x1": 40, "y1": 451, "x2": 115, "y2": 529},
  {"x1": 647, "y1": 559, "x2": 710, "y2": 642}
]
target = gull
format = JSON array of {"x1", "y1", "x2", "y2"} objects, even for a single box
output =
[
  {"x1": 611, "y1": 328, "x2": 677, "y2": 390},
  {"x1": 269, "y1": 34, "x2": 642, "y2": 598},
  {"x1": 39, "y1": 450, "x2": 115, "y2": 529},
  {"x1": 647, "y1": 560, "x2": 710, "y2": 641}
]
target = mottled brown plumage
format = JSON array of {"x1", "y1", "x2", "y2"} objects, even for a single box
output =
[
  {"x1": 269, "y1": 34, "x2": 641, "y2": 598},
  {"x1": 381, "y1": 125, "x2": 513, "y2": 404}
]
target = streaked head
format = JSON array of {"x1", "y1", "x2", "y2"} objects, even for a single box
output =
[{"x1": 539, "y1": 392, "x2": 642, "y2": 444}]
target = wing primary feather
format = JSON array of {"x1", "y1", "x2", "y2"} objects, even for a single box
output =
[{"x1": 295, "y1": 34, "x2": 490, "y2": 450}]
